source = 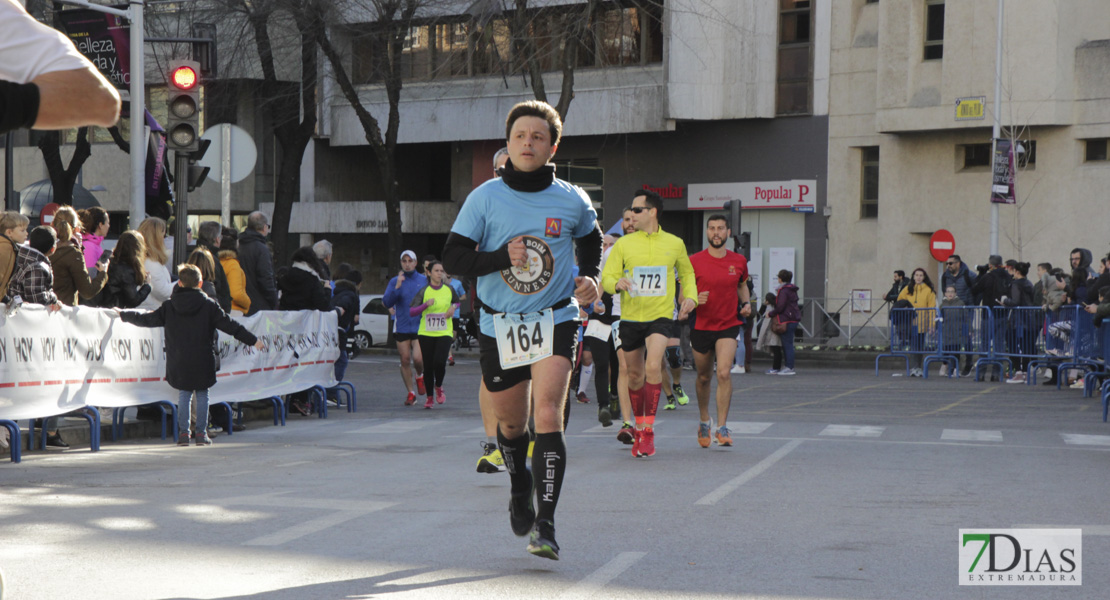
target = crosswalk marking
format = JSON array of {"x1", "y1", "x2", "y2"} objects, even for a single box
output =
[
  {"x1": 941, "y1": 429, "x2": 1003, "y2": 442},
  {"x1": 1061, "y1": 433, "x2": 1110, "y2": 446},
  {"x1": 819, "y1": 424, "x2": 885, "y2": 438}
]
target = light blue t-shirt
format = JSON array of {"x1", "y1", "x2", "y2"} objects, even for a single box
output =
[{"x1": 452, "y1": 177, "x2": 597, "y2": 336}]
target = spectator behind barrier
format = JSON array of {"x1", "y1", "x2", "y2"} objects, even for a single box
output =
[
  {"x1": 187, "y1": 246, "x2": 219, "y2": 300},
  {"x1": 7, "y1": 225, "x2": 61, "y2": 309},
  {"x1": 219, "y1": 234, "x2": 250, "y2": 315},
  {"x1": 78, "y1": 207, "x2": 109, "y2": 271},
  {"x1": 94, "y1": 230, "x2": 151, "y2": 309},
  {"x1": 49, "y1": 219, "x2": 107, "y2": 306},
  {"x1": 331, "y1": 269, "x2": 362, "y2": 383},
  {"x1": 137, "y1": 217, "x2": 173, "y2": 310},
  {"x1": 0, "y1": 210, "x2": 29, "y2": 299},
  {"x1": 1086, "y1": 253, "x2": 1110, "y2": 305},
  {"x1": 238, "y1": 211, "x2": 278, "y2": 315},
  {"x1": 895, "y1": 268, "x2": 936, "y2": 377},
  {"x1": 1086, "y1": 286, "x2": 1110, "y2": 327},
  {"x1": 940, "y1": 255, "x2": 976, "y2": 305},
  {"x1": 277, "y1": 246, "x2": 330, "y2": 312},
  {"x1": 313, "y1": 239, "x2": 333, "y2": 282},
  {"x1": 883, "y1": 270, "x2": 908, "y2": 303},
  {"x1": 193, "y1": 221, "x2": 232, "y2": 312}
]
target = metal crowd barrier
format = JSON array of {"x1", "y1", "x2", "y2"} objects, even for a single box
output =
[{"x1": 878, "y1": 304, "x2": 1110, "y2": 390}]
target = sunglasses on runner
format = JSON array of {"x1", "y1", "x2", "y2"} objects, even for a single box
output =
[{"x1": 630, "y1": 206, "x2": 648, "y2": 213}]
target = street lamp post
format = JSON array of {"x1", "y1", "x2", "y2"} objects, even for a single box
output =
[{"x1": 989, "y1": 0, "x2": 1003, "y2": 256}]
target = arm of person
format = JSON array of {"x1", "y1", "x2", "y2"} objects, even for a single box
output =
[
  {"x1": 896, "y1": 285, "x2": 912, "y2": 303},
  {"x1": 441, "y1": 232, "x2": 514, "y2": 278},
  {"x1": 211, "y1": 304, "x2": 259, "y2": 346},
  {"x1": 381, "y1": 277, "x2": 400, "y2": 308},
  {"x1": 117, "y1": 269, "x2": 151, "y2": 308},
  {"x1": 118, "y1": 305, "x2": 166, "y2": 328},
  {"x1": 738, "y1": 277, "x2": 752, "y2": 317},
  {"x1": 30, "y1": 68, "x2": 120, "y2": 130},
  {"x1": 74, "y1": 256, "x2": 109, "y2": 299},
  {"x1": 600, "y1": 240, "x2": 625, "y2": 295},
  {"x1": 409, "y1": 286, "x2": 431, "y2": 317}
]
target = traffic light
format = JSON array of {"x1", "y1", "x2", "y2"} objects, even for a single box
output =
[
  {"x1": 167, "y1": 60, "x2": 201, "y2": 153},
  {"x1": 722, "y1": 199, "x2": 742, "y2": 235}
]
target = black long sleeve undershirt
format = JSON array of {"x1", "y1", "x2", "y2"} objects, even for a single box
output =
[
  {"x1": 442, "y1": 232, "x2": 512, "y2": 279},
  {"x1": 575, "y1": 222, "x2": 603, "y2": 281}
]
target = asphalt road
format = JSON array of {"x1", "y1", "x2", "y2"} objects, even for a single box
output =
[{"x1": 1, "y1": 356, "x2": 1107, "y2": 599}]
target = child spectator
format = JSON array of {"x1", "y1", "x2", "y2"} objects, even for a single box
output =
[
  {"x1": 118, "y1": 264, "x2": 264, "y2": 446},
  {"x1": 78, "y1": 207, "x2": 110, "y2": 271},
  {"x1": 938, "y1": 286, "x2": 964, "y2": 377},
  {"x1": 1, "y1": 211, "x2": 29, "y2": 299},
  {"x1": 8, "y1": 226, "x2": 62, "y2": 310}
]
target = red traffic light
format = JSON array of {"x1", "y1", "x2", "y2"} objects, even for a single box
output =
[{"x1": 171, "y1": 66, "x2": 198, "y2": 90}]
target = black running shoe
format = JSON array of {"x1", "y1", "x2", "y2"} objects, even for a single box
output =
[
  {"x1": 527, "y1": 519, "x2": 559, "y2": 560},
  {"x1": 509, "y1": 491, "x2": 535, "y2": 537}
]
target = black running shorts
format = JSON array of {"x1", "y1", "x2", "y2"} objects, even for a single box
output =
[
  {"x1": 619, "y1": 319, "x2": 674, "y2": 352},
  {"x1": 690, "y1": 325, "x2": 741, "y2": 355},
  {"x1": 479, "y1": 320, "x2": 579, "y2": 392}
]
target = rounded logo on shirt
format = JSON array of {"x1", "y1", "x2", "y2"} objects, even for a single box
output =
[{"x1": 501, "y1": 235, "x2": 554, "y2": 295}]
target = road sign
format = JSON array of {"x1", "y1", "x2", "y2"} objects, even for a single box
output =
[
  {"x1": 930, "y1": 229, "x2": 955, "y2": 262},
  {"x1": 197, "y1": 123, "x2": 256, "y2": 183}
]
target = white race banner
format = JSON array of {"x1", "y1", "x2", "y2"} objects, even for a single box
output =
[{"x1": 0, "y1": 304, "x2": 339, "y2": 420}]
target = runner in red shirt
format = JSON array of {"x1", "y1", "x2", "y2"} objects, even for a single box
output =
[{"x1": 688, "y1": 214, "x2": 751, "y2": 448}]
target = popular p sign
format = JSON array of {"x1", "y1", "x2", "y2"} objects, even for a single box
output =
[{"x1": 959, "y1": 529, "x2": 1081, "y2": 586}]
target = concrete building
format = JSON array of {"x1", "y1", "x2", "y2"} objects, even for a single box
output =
[
  {"x1": 301, "y1": 0, "x2": 832, "y2": 297},
  {"x1": 827, "y1": 0, "x2": 1110, "y2": 331}
]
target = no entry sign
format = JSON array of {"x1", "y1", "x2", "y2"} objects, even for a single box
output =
[{"x1": 930, "y1": 229, "x2": 955, "y2": 262}]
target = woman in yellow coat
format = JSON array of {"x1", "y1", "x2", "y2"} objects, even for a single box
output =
[
  {"x1": 219, "y1": 235, "x2": 251, "y2": 314},
  {"x1": 897, "y1": 268, "x2": 937, "y2": 377}
]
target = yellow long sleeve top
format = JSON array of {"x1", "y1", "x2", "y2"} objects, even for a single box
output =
[{"x1": 601, "y1": 226, "x2": 697, "y2": 323}]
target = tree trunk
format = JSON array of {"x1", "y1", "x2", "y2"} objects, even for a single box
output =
[{"x1": 36, "y1": 128, "x2": 92, "y2": 206}]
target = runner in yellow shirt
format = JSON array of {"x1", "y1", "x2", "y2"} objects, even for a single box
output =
[{"x1": 601, "y1": 190, "x2": 697, "y2": 457}]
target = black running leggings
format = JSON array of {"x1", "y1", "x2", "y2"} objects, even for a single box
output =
[
  {"x1": 418, "y1": 335, "x2": 452, "y2": 395},
  {"x1": 586, "y1": 334, "x2": 613, "y2": 409}
]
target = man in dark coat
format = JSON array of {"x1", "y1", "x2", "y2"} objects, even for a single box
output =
[
  {"x1": 119, "y1": 264, "x2": 263, "y2": 445},
  {"x1": 238, "y1": 211, "x2": 279, "y2": 315}
]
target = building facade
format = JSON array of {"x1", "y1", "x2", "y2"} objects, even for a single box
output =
[
  {"x1": 300, "y1": 0, "x2": 832, "y2": 298},
  {"x1": 827, "y1": 0, "x2": 1110, "y2": 329}
]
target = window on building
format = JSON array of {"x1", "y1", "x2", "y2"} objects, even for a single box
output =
[
  {"x1": 1085, "y1": 138, "x2": 1109, "y2": 162},
  {"x1": 962, "y1": 143, "x2": 992, "y2": 168},
  {"x1": 860, "y1": 146, "x2": 879, "y2": 219},
  {"x1": 1014, "y1": 139, "x2": 1036, "y2": 169},
  {"x1": 777, "y1": 0, "x2": 813, "y2": 115},
  {"x1": 924, "y1": 0, "x2": 944, "y2": 60}
]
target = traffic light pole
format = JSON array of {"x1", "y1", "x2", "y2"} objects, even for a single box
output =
[
  {"x1": 129, "y1": 0, "x2": 146, "y2": 229},
  {"x1": 55, "y1": 0, "x2": 144, "y2": 227},
  {"x1": 172, "y1": 152, "x2": 189, "y2": 268}
]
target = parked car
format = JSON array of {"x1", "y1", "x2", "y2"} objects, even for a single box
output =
[{"x1": 349, "y1": 294, "x2": 390, "y2": 356}]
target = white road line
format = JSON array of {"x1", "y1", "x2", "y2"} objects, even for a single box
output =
[
  {"x1": 942, "y1": 429, "x2": 1003, "y2": 442},
  {"x1": 274, "y1": 461, "x2": 312, "y2": 468},
  {"x1": 244, "y1": 510, "x2": 373, "y2": 546},
  {"x1": 1015, "y1": 525, "x2": 1110, "y2": 536},
  {"x1": 1061, "y1": 433, "x2": 1110, "y2": 446},
  {"x1": 556, "y1": 551, "x2": 647, "y2": 599},
  {"x1": 728, "y1": 422, "x2": 774, "y2": 435},
  {"x1": 820, "y1": 424, "x2": 885, "y2": 438},
  {"x1": 695, "y1": 439, "x2": 804, "y2": 506},
  {"x1": 218, "y1": 470, "x2": 257, "y2": 477}
]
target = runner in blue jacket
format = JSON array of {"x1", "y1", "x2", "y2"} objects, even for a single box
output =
[{"x1": 383, "y1": 250, "x2": 428, "y2": 404}]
